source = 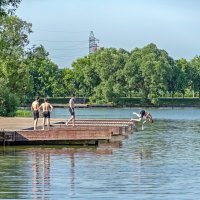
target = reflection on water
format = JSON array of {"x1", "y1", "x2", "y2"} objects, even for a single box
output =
[
  {"x1": 32, "y1": 152, "x2": 51, "y2": 199},
  {"x1": 0, "y1": 147, "x2": 114, "y2": 199},
  {"x1": 30, "y1": 147, "x2": 114, "y2": 199},
  {"x1": 1, "y1": 108, "x2": 200, "y2": 199}
]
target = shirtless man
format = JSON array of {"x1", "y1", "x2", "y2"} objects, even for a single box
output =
[
  {"x1": 31, "y1": 96, "x2": 40, "y2": 130},
  {"x1": 65, "y1": 96, "x2": 75, "y2": 126},
  {"x1": 39, "y1": 98, "x2": 53, "y2": 130}
]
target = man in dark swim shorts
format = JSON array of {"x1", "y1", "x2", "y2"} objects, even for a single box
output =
[
  {"x1": 43, "y1": 110, "x2": 50, "y2": 118},
  {"x1": 31, "y1": 96, "x2": 40, "y2": 130},
  {"x1": 39, "y1": 98, "x2": 53, "y2": 130},
  {"x1": 33, "y1": 110, "x2": 39, "y2": 120},
  {"x1": 69, "y1": 107, "x2": 75, "y2": 116},
  {"x1": 66, "y1": 96, "x2": 75, "y2": 126}
]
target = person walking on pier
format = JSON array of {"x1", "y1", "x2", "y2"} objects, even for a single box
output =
[
  {"x1": 66, "y1": 96, "x2": 75, "y2": 126},
  {"x1": 39, "y1": 98, "x2": 53, "y2": 130},
  {"x1": 31, "y1": 96, "x2": 40, "y2": 130}
]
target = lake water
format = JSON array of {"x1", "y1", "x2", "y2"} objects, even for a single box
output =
[{"x1": 1, "y1": 107, "x2": 200, "y2": 199}]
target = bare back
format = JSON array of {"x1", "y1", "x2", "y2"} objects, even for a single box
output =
[
  {"x1": 69, "y1": 98, "x2": 75, "y2": 109},
  {"x1": 40, "y1": 102, "x2": 53, "y2": 111},
  {"x1": 31, "y1": 101, "x2": 39, "y2": 111}
]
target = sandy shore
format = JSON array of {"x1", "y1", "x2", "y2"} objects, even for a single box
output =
[{"x1": 0, "y1": 117, "x2": 66, "y2": 131}]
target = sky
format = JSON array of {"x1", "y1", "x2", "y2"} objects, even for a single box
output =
[{"x1": 16, "y1": 0, "x2": 200, "y2": 68}]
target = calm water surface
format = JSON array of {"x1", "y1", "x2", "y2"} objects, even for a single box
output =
[{"x1": 1, "y1": 107, "x2": 200, "y2": 199}]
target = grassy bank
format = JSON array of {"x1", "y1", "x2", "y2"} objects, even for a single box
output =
[{"x1": 15, "y1": 110, "x2": 32, "y2": 117}]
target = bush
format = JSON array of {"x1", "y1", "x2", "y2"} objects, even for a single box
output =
[{"x1": 0, "y1": 88, "x2": 19, "y2": 116}]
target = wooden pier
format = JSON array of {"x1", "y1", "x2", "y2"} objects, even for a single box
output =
[{"x1": 0, "y1": 118, "x2": 135, "y2": 146}]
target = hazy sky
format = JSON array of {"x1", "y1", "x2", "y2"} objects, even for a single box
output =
[{"x1": 16, "y1": 0, "x2": 200, "y2": 68}]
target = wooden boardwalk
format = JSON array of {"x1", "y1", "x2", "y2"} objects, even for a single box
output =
[{"x1": 0, "y1": 118, "x2": 135, "y2": 146}]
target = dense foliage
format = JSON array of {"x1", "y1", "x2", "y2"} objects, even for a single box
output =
[
  {"x1": 15, "y1": 43, "x2": 200, "y2": 105},
  {"x1": 0, "y1": 0, "x2": 21, "y2": 16},
  {"x1": 1, "y1": 1, "x2": 200, "y2": 116}
]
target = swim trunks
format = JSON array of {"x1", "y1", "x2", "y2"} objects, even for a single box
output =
[
  {"x1": 43, "y1": 111, "x2": 50, "y2": 118},
  {"x1": 69, "y1": 107, "x2": 75, "y2": 116},
  {"x1": 33, "y1": 110, "x2": 39, "y2": 120}
]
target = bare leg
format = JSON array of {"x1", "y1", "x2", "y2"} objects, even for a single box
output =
[
  {"x1": 66, "y1": 116, "x2": 73, "y2": 125},
  {"x1": 66, "y1": 115, "x2": 75, "y2": 126},
  {"x1": 72, "y1": 116, "x2": 75, "y2": 126},
  {"x1": 72, "y1": 115, "x2": 75, "y2": 126},
  {"x1": 42, "y1": 118, "x2": 46, "y2": 130},
  {"x1": 34, "y1": 119, "x2": 38, "y2": 130},
  {"x1": 47, "y1": 118, "x2": 50, "y2": 129}
]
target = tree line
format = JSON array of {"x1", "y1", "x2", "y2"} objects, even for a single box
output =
[{"x1": 1, "y1": 1, "x2": 200, "y2": 115}]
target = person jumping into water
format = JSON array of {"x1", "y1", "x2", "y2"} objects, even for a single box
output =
[{"x1": 131, "y1": 110, "x2": 153, "y2": 130}]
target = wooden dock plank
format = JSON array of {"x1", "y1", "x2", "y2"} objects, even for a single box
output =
[
  {"x1": 0, "y1": 118, "x2": 134, "y2": 146},
  {"x1": 50, "y1": 125, "x2": 122, "y2": 135},
  {"x1": 16, "y1": 129, "x2": 112, "y2": 141}
]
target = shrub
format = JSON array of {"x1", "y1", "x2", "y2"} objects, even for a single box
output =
[{"x1": 0, "y1": 88, "x2": 19, "y2": 116}]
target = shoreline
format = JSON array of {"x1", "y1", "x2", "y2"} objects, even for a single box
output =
[{"x1": 19, "y1": 104, "x2": 200, "y2": 109}]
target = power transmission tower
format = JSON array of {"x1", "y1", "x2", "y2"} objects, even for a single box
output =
[{"x1": 89, "y1": 31, "x2": 99, "y2": 54}]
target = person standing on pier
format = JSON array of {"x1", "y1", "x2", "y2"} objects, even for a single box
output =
[
  {"x1": 66, "y1": 96, "x2": 75, "y2": 126},
  {"x1": 31, "y1": 96, "x2": 40, "y2": 130},
  {"x1": 39, "y1": 98, "x2": 53, "y2": 130}
]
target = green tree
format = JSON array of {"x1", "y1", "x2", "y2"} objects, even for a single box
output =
[
  {"x1": 0, "y1": 0, "x2": 21, "y2": 16},
  {"x1": 141, "y1": 44, "x2": 175, "y2": 101},
  {"x1": 166, "y1": 63, "x2": 180, "y2": 97},
  {"x1": 53, "y1": 68, "x2": 75, "y2": 97},
  {"x1": 0, "y1": 16, "x2": 32, "y2": 89},
  {"x1": 72, "y1": 55, "x2": 99, "y2": 97},
  {"x1": 123, "y1": 47, "x2": 143, "y2": 97},
  {"x1": 176, "y1": 58, "x2": 192, "y2": 98},
  {"x1": 0, "y1": 15, "x2": 32, "y2": 109},
  {"x1": 90, "y1": 48, "x2": 128, "y2": 102},
  {"x1": 190, "y1": 56, "x2": 200, "y2": 98},
  {"x1": 122, "y1": 44, "x2": 175, "y2": 103},
  {"x1": 26, "y1": 45, "x2": 59, "y2": 97},
  {"x1": 0, "y1": 78, "x2": 19, "y2": 116}
]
